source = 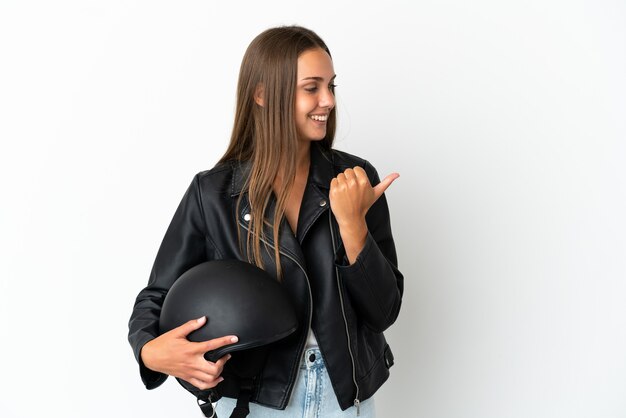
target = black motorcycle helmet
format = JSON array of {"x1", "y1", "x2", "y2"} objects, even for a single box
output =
[{"x1": 159, "y1": 259, "x2": 298, "y2": 418}]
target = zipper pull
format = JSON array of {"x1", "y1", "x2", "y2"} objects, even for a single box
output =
[{"x1": 354, "y1": 398, "x2": 360, "y2": 416}]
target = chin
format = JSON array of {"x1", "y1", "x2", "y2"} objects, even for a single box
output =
[
  {"x1": 298, "y1": 132, "x2": 327, "y2": 143},
  {"x1": 308, "y1": 136, "x2": 326, "y2": 142}
]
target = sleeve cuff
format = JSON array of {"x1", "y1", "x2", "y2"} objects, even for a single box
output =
[{"x1": 136, "y1": 337, "x2": 168, "y2": 389}]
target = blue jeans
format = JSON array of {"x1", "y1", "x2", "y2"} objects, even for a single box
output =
[{"x1": 214, "y1": 348, "x2": 376, "y2": 418}]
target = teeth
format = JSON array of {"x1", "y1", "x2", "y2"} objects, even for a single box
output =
[{"x1": 310, "y1": 115, "x2": 328, "y2": 122}]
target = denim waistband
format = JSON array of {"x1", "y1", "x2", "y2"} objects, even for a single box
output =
[{"x1": 301, "y1": 347, "x2": 323, "y2": 370}]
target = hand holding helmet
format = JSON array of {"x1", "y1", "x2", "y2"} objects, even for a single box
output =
[
  {"x1": 141, "y1": 316, "x2": 238, "y2": 390},
  {"x1": 150, "y1": 259, "x2": 298, "y2": 417}
]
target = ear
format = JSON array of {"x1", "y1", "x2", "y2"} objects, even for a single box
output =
[{"x1": 254, "y1": 83, "x2": 265, "y2": 107}]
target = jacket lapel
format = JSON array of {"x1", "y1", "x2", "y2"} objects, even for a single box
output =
[
  {"x1": 229, "y1": 143, "x2": 336, "y2": 264},
  {"x1": 296, "y1": 143, "x2": 335, "y2": 244},
  {"x1": 230, "y1": 160, "x2": 304, "y2": 265}
]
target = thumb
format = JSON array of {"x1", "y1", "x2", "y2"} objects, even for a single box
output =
[
  {"x1": 173, "y1": 316, "x2": 207, "y2": 338},
  {"x1": 372, "y1": 173, "x2": 399, "y2": 201}
]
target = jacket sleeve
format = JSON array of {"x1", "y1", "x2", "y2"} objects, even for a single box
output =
[
  {"x1": 127, "y1": 174, "x2": 211, "y2": 389},
  {"x1": 335, "y1": 161, "x2": 404, "y2": 333}
]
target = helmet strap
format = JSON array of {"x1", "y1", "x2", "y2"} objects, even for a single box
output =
[
  {"x1": 197, "y1": 346, "x2": 270, "y2": 418},
  {"x1": 197, "y1": 390, "x2": 219, "y2": 418},
  {"x1": 198, "y1": 400, "x2": 216, "y2": 418},
  {"x1": 230, "y1": 378, "x2": 253, "y2": 418}
]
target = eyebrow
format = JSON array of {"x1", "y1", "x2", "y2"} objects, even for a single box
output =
[{"x1": 299, "y1": 75, "x2": 337, "y2": 82}]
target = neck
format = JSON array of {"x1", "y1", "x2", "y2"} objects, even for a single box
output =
[
  {"x1": 295, "y1": 142, "x2": 311, "y2": 174},
  {"x1": 275, "y1": 142, "x2": 311, "y2": 189}
]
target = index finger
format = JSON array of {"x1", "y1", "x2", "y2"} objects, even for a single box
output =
[{"x1": 194, "y1": 335, "x2": 239, "y2": 354}]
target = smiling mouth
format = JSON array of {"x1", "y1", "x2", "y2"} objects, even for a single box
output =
[{"x1": 309, "y1": 114, "x2": 328, "y2": 122}]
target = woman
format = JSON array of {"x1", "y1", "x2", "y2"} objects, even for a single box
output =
[{"x1": 128, "y1": 26, "x2": 403, "y2": 417}]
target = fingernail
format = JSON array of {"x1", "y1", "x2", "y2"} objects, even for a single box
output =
[
  {"x1": 197, "y1": 316, "x2": 206, "y2": 323},
  {"x1": 230, "y1": 336, "x2": 239, "y2": 343}
]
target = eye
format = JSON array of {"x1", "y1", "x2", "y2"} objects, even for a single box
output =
[
  {"x1": 304, "y1": 86, "x2": 318, "y2": 93},
  {"x1": 329, "y1": 83, "x2": 337, "y2": 93}
]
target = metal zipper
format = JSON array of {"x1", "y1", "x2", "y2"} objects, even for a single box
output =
[
  {"x1": 238, "y1": 220, "x2": 313, "y2": 405},
  {"x1": 328, "y1": 211, "x2": 361, "y2": 416}
]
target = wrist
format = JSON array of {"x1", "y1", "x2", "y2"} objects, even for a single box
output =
[
  {"x1": 338, "y1": 219, "x2": 368, "y2": 264},
  {"x1": 337, "y1": 217, "x2": 367, "y2": 235},
  {"x1": 140, "y1": 340, "x2": 159, "y2": 372}
]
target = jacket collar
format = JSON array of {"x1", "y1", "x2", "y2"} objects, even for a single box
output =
[
  {"x1": 229, "y1": 142, "x2": 335, "y2": 197},
  {"x1": 308, "y1": 142, "x2": 335, "y2": 190}
]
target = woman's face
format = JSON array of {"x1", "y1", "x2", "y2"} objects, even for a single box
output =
[{"x1": 294, "y1": 48, "x2": 336, "y2": 143}]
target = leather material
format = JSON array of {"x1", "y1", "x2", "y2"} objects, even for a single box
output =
[{"x1": 128, "y1": 142, "x2": 404, "y2": 410}]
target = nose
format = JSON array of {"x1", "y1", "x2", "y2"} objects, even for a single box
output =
[{"x1": 320, "y1": 86, "x2": 335, "y2": 110}]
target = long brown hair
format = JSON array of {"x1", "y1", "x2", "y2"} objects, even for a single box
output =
[{"x1": 218, "y1": 26, "x2": 337, "y2": 277}]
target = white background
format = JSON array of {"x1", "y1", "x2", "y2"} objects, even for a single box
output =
[{"x1": 1, "y1": 1, "x2": 625, "y2": 417}]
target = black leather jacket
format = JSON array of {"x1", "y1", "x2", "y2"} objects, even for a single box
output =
[{"x1": 128, "y1": 143, "x2": 404, "y2": 411}]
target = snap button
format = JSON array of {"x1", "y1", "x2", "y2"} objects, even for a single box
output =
[
  {"x1": 309, "y1": 353, "x2": 316, "y2": 362},
  {"x1": 319, "y1": 199, "x2": 327, "y2": 207},
  {"x1": 243, "y1": 213, "x2": 251, "y2": 222}
]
